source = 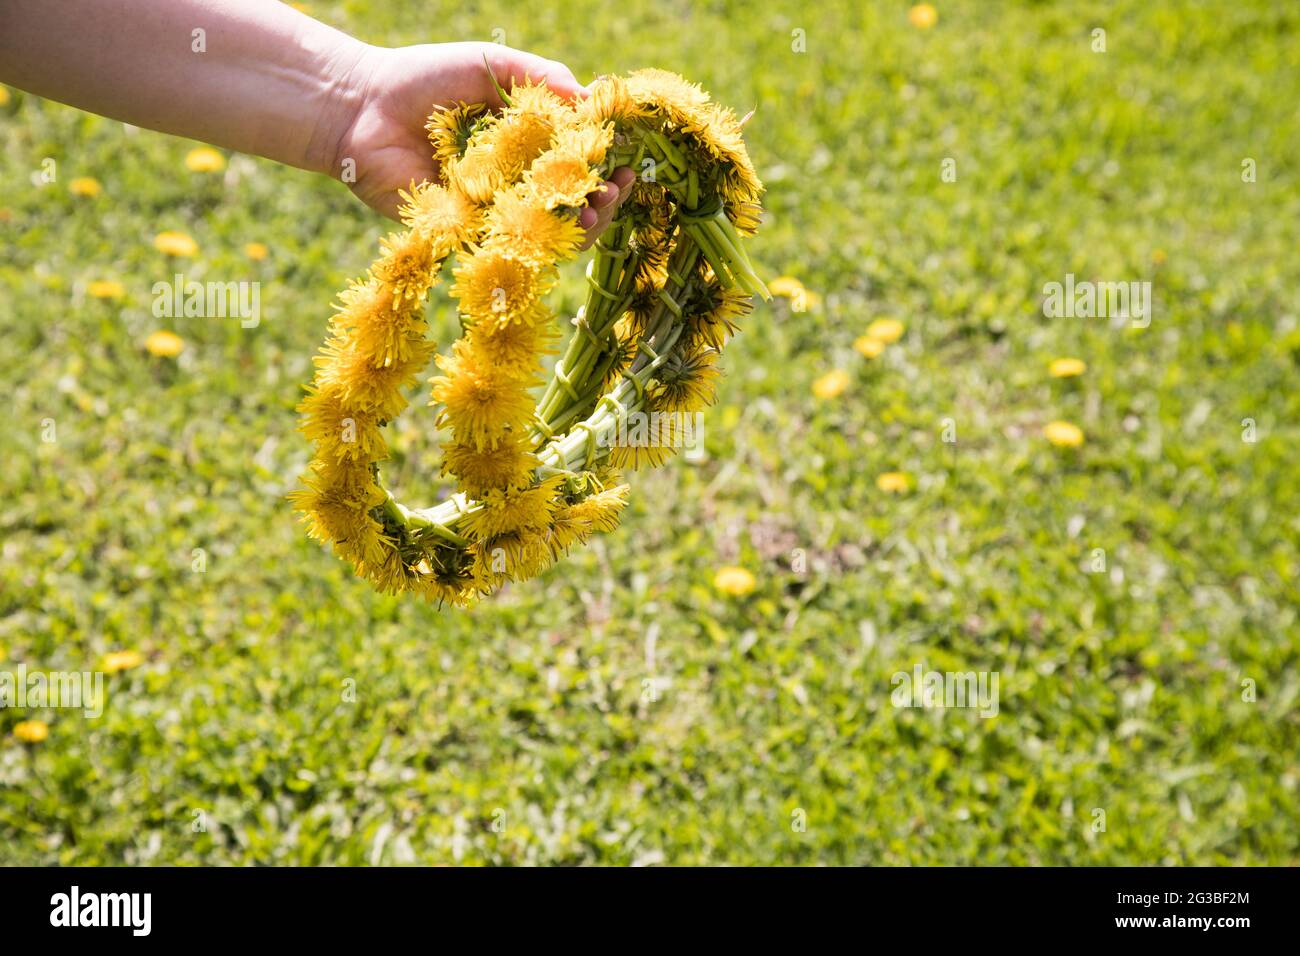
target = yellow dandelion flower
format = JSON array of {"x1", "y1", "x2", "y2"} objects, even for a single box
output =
[
  {"x1": 185, "y1": 147, "x2": 226, "y2": 173},
  {"x1": 426, "y1": 101, "x2": 488, "y2": 168},
  {"x1": 728, "y1": 199, "x2": 764, "y2": 237},
  {"x1": 876, "y1": 471, "x2": 911, "y2": 493},
  {"x1": 372, "y1": 230, "x2": 439, "y2": 305},
  {"x1": 154, "y1": 230, "x2": 198, "y2": 257},
  {"x1": 314, "y1": 330, "x2": 434, "y2": 421},
  {"x1": 430, "y1": 341, "x2": 538, "y2": 448},
  {"x1": 549, "y1": 484, "x2": 630, "y2": 554},
  {"x1": 103, "y1": 649, "x2": 144, "y2": 673},
  {"x1": 713, "y1": 566, "x2": 756, "y2": 597},
  {"x1": 578, "y1": 74, "x2": 649, "y2": 126},
  {"x1": 289, "y1": 461, "x2": 386, "y2": 556},
  {"x1": 564, "y1": 485, "x2": 629, "y2": 534},
  {"x1": 450, "y1": 245, "x2": 553, "y2": 326},
  {"x1": 297, "y1": 386, "x2": 387, "y2": 464},
  {"x1": 766, "y1": 275, "x2": 818, "y2": 309},
  {"x1": 626, "y1": 68, "x2": 711, "y2": 128},
  {"x1": 464, "y1": 476, "x2": 564, "y2": 539},
  {"x1": 854, "y1": 335, "x2": 886, "y2": 358},
  {"x1": 244, "y1": 242, "x2": 269, "y2": 261},
  {"x1": 1044, "y1": 420, "x2": 1085, "y2": 447},
  {"x1": 685, "y1": 283, "x2": 751, "y2": 350},
  {"x1": 548, "y1": 505, "x2": 594, "y2": 555},
  {"x1": 406, "y1": 543, "x2": 484, "y2": 605},
  {"x1": 549, "y1": 122, "x2": 614, "y2": 169},
  {"x1": 483, "y1": 190, "x2": 585, "y2": 266},
  {"x1": 597, "y1": 332, "x2": 640, "y2": 395},
  {"x1": 650, "y1": 348, "x2": 721, "y2": 412},
  {"x1": 522, "y1": 149, "x2": 604, "y2": 210},
  {"x1": 399, "y1": 181, "x2": 483, "y2": 250},
  {"x1": 479, "y1": 106, "x2": 561, "y2": 176},
  {"x1": 442, "y1": 435, "x2": 539, "y2": 497},
  {"x1": 1048, "y1": 357, "x2": 1086, "y2": 378},
  {"x1": 812, "y1": 369, "x2": 850, "y2": 399},
  {"x1": 145, "y1": 330, "x2": 185, "y2": 357},
  {"x1": 448, "y1": 138, "x2": 515, "y2": 205},
  {"x1": 608, "y1": 435, "x2": 677, "y2": 471},
  {"x1": 767, "y1": 277, "x2": 805, "y2": 299},
  {"x1": 328, "y1": 278, "x2": 428, "y2": 368},
  {"x1": 474, "y1": 528, "x2": 554, "y2": 583},
  {"x1": 465, "y1": 306, "x2": 558, "y2": 377},
  {"x1": 87, "y1": 280, "x2": 125, "y2": 300},
  {"x1": 865, "y1": 318, "x2": 905, "y2": 343},
  {"x1": 13, "y1": 720, "x2": 49, "y2": 744},
  {"x1": 0, "y1": 86, "x2": 9, "y2": 106},
  {"x1": 69, "y1": 176, "x2": 102, "y2": 198},
  {"x1": 507, "y1": 82, "x2": 572, "y2": 129},
  {"x1": 909, "y1": 4, "x2": 938, "y2": 29}
]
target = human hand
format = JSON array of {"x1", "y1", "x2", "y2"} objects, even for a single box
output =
[{"x1": 328, "y1": 41, "x2": 634, "y2": 247}]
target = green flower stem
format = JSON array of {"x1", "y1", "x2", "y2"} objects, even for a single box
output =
[
  {"x1": 705, "y1": 213, "x2": 767, "y2": 297},
  {"x1": 388, "y1": 494, "x2": 472, "y2": 546},
  {"x1": 533, "y1": 219, "x2": 633, "y2": 428},
  {"x1": 646, "y1": 129, "x2": 688, "y2": 174},
  {"x1": 537, "y1": 320, "x2": 686, "y2": 474}
]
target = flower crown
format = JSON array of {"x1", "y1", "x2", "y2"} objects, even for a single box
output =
[{"x1": 291, "y1": 69, "x2": 766, "y2": 606}]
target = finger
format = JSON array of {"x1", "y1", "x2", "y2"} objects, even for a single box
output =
[
  {"x1": 609, "y1": 166, "x2": 636, "y2": 202},
  {"x1": 579, "y1": 172, "x2": 637, "y2": 248},
  {"x1": 486, "y1": 46, "x2": 585, "y2": 104},
  {"x1": 587, "y1": 179, "x2": 621, "y2": 210},
  {"x1": 580, "y1": 198, "x2": 620, "y2": 249}
]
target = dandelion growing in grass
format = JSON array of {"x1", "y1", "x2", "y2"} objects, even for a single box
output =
[
  {"x1": 145, "y1": 330, "x2": 185, "y2": 357},
  {"x1": 813, "y1": 369, "x2": 850, "y2": 399},
  {"x1": 185, "y1": 147, "x2": 226, "y2": 172},
  {"x1": 87, "y1": 280, "x2": 125, "y2": 300},
  {"x1": 865, "y1": 318, "x2": 905, "y2": 344},
  {"x1": 103, "y1": 650, "x2": 144, "y2": 673},
  {"x1": 909, "y1": 4, "x2": 938, "y2": 30},
  {"x1": 154, "y1": 230, "x2": 198, "y2": 257},
  {"x1": 876, "y1": 471, "x2": 911, "y2": 493},
  {"x1": 13, "y1": 720, "x2": 49, "y2": 744},
  {"x1": 714, "y1": 566, "x2": 756, "y2": 596},
  {"x1": 69, "y1": 176, "x2": 102, "y2": 197},
  {"x1": 854, "y1": 335, "x2": 886, "y2": 358},
  {"x1": 1049, "y1": 357, "x2": 1086, "y2": 378},
  {"x1": 1044, "y1": 421, "x2": 1085, "y2": 447}
]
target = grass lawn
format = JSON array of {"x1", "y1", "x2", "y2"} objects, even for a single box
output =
[{"x1": 1, "y1": 0, "x2": 1297, "y2": 864}]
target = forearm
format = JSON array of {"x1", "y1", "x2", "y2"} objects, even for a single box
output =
[{"x1": 0, "y1": 0, "x2": 368, "y2": 173}]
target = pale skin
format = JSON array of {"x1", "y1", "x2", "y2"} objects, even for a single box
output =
[{"x1": 0, "y1": 0, "x2": 634, "y2": 245}]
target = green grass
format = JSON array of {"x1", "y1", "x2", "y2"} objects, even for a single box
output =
[{"x1": 1, "y1": 0, "x2": 1297, "y2": 865}]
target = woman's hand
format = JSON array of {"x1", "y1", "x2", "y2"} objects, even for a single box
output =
[
  {"x1": 0, "y1": 3, "x2": 631, "y2": 246},
  {"x1": 329, "y1": 42, "x2": 634, "y2": 246}
]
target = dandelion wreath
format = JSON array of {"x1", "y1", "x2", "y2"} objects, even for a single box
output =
[{"x1": 291, "y1": 69, "x2": 766, "y2": 606}]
